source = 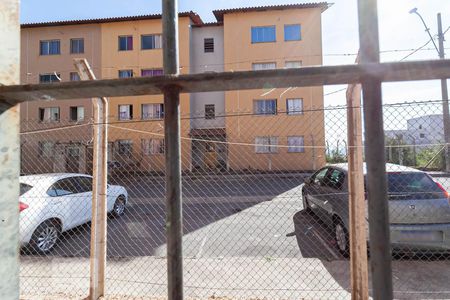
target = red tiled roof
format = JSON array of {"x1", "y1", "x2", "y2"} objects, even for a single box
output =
[
  {"x1": 213, "y1": 2, "x2": 330, "y2": 22},
  {"x1": 21, "y1": 11, "x2": 203, "y2": 28}
]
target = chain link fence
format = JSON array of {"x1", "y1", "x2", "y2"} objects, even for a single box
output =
[{"x1": 19, "y1": 100, "x2": 450, "y2": 299}]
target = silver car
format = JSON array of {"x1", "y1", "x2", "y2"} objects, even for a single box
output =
[{"x1": 302, "y1": 163, "x2": 450, "y2": 256}]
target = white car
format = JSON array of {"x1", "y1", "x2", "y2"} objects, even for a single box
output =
[{"x1": 19, "y1": 173, "x2": 128, "y2": 254}]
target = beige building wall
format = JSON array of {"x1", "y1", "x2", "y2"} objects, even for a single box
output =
[
  {"x1": 100, "y1": 17, "x2": 193, "y2": 172},
  {"x1": 223, "y1": 8, "x2": 326, "y2": 171},
  {"x1": 20, "y1": 24, "x2": 101, "y2": 174}
]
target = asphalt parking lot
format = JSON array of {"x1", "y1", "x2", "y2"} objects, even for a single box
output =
[{"x1": 19, "y1": 173, "x2": 450, "y2": 299}]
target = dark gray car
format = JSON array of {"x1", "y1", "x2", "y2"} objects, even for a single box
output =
[{"x1": 302, "y1": 163, "x2": 450, "y2": 256}]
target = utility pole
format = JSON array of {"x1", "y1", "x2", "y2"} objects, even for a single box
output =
[
  {"x1": 410, "y1": 8, "x2": 450, "y2": 172},
  {"x1": 437, "y1": 13, "x2": 450, "y2": 172}
]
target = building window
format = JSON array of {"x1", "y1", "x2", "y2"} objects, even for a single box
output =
[
  {"x1": 141, "y1": 69, "x2": 164, "y2": 77},
  {"x1": 286, "y1": 98, "x2": 303, "y2": 115},
  {"x1": 118, "y1": 104, "x2": 133, "y2": 120},
  {"x1": 288, "y1": 136, "x2": 305, "y2": 153},
  {"x1": 419, "y1": 125, "x2": 423, "y2": 129},
  {"x1": 285, "y1": 61, "x2": 302, "y2": 68},
  {"x1": 70, "y1": 106, "x2": 85, "y2": 121},
  {"x1": 205, "y1": 104, "x2": 215, "y2": 119},
  {"x1": 142, "y1": 139, "x2": 165, "y2": 155},
  {"x1": 39, "y1": 73, "x2": 60, "y2": 83},
  {"x1": 251, "y1": 26, "x2": 276, "y2": 43},
  {"x1": 284, "y1": 24, "x2": 301, "y2": 41},
  {"x1": 40, "y1": 40, "x2": 60, "y2": 55},
  {"x1": 70, "y1": 38, "x2": 84, "y2": 54},
  {"x1": 119, "y1": 35, "x2": 133, "y2": 51},
  {"x1": 38, "y1": 141, "x2": 54, "y2": 157},
  {"x1": 119, "y1": 70, "x2": 133, "y2": 78},
  {"x1": 420, "y1": 133, "x2": 426, "y2": 139},
  {"x1": 253, "y1": 99, "x2": 277, "y2": 115},
  {"x1": 141, "y1": 34, "x2": 162, "y2": 50},
  {"x1": 142, "y1": 103, "x2": 164, "y2": 119},
  {"x1": 70, "y1": 72, "x2": 80, "y2": 81},
  {"x1": 252, "y1": 62, "x2": 276, "y2": 70},
  {"x1": 39, "y1": 107, "x2": 60, "y2": 122},
  {"x1": 204, "y1": 38, "x2": 214, "y2": 53},
  {"x1": 255, "y1": 136, "x2": 278, "y2": 153},
  {"x1": 117, "y1": 140, "x2": 133, "y2": 157}
]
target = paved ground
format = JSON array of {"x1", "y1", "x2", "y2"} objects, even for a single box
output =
[{"x1": 19, "y1": 174, "x2": 450, "y2": 299}]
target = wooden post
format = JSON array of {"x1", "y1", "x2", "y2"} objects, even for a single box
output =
[
  {"x1": 74, "y1": 59, "x2": 109, "y2": 300},
  {"x1": 162, "y1": 0, "x2": 183, "y2": 299},
  {"x1": 346, "y1": 53, "x2": 369, "y2": 300},
  {"x1": 0, "y1": 1, "x2": 20, "y2": 299}
]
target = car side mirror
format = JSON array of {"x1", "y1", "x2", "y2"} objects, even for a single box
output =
[{"x1": 305, "y1": 177, "x2": 312, "y2": 185}]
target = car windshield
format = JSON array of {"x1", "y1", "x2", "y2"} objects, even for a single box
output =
[
  {"x1": 20, "y1": 183, "x2": 33, "y2": 196},
  {"x1": 387, "y1": 172, "x2": 443, "y2": 199}
]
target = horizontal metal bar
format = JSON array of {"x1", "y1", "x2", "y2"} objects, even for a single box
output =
[{"x1": 1, "y1": 59, "x2": 450, "y2": 104}]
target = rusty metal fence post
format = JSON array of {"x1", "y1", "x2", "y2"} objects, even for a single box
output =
[
  {"x1": 162, "y1": 0, "x2": 184, "y2": 299},
  {"x1": 0, "y1": 0, "x2": 20, "y2": 299},
  {"x1": 358, "y1": 0, "x2": 393, "y2": 299}
]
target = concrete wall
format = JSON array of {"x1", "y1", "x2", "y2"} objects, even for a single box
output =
[
  {"x1": 223, "y1": 8, "x2": 326, "y2": 171},
  {"x1": 190, "y1": 25, "x2": 225, "y2": 129}
]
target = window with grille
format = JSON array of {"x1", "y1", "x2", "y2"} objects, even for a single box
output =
[
  {"x1": 285, "y1": 61, "x2": 302, "y2": 68},
  {"x1": 39, "y1": 73, "x2": 60, "y2": 83},
  {"x1": 141, "y1": 34, "x2": 162, "y2": 50},
  {"x1": 252, "y1": 62, "x2": 276, "y2": 70},
  {"x1": 204, "y1": 38, "x2": 214, "y2": 53},
  {"x1": 70, "y1": 106, "x2": 85, "y2": 121},
  {"x1": 119, "y1": 70, "x2": 133, "y2": 78},
  {"x1": 70, "y1": 38, "x2": 84, "y2": 54},
  {"x1": 142, "y1": 139, "x2": 165, "y2": 155},
  {"x1": 253, "y1": 99, "x2": 277, "y2": 115},
  {"x1": 118, "y1": 104, "x2": 133, "y2": 120},
  {"x1": 288, "y1": 136, "x2": 305, "y2": 153},
  {"x1": 38, "y1": 141, "x2": 55, "y2": 157},
  {"x1": 39, "y1": 107, "x2": 60, "y2": 122},
  {"x1": 142, "y1": 103, "x2": 164, "y2": 119},
  {"x1": 119, "y1": 35, "x2": 133, "y2": 51},
  {"x1": 255, "y1": 136, "x2": 278, "y2": 153},
  {"x1": 205, "y1": 104, "x2": 215, "y2": 119},
  {"x1": 141, "y1": 69, "x2": 164, "y2": 77},
  {"x1": 286, "y1": 98, "x2": 303, "y2": 115},
  {"x1": 117, "y1": 140, "x2": 133, "y2": 157},
  {"x1": 251, "y1": 26, "x2": 276, "y2": 43},
  {"x1": 40, "y1": 40, "x2": 60, "y2": 55}
]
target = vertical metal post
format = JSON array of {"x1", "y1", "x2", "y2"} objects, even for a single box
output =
[
  {"x1": 0, "y1": 0, "x2": 20, "y2": 299},
  {"x1": 162, "y1": 0, "x2": 183, "y2": 299},
  {"x1": 357, "y1": 0, "x2": 393, "y2": 299},
  {"x1": 437, "y1": 13, "x2": 450, "y2": 172},
  {"x1": 74, "y1": 59, "x2": 109, "y2": 300}
]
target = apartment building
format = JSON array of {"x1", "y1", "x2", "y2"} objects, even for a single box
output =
[
  {"x1": 20, "y1": 3, "x2": 328, "y2": 174},
  {"x1": 218, "y1": 4, "x2": 327, "y2": 171}
]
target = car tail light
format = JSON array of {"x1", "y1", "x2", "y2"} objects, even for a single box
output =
[
  {"x1": 435, "y1": 182, "x2": 449, "y2": 199},
  {"x1": 19, "y1": 201, "x2": 28, "y2": 212}
]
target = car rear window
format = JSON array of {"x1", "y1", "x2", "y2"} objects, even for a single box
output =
[
  {"x1": 20, "y1": 183, "x2": 33, "y2": 196},
  {"x1": 387, "y1": 172, "x2": 442, "y2": 199}
]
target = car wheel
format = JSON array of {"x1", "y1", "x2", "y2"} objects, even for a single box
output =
[
  {"x1": 30, "y1": 220, "x2": 61, "y2": 254},
  {"x1": 112, "y1": 195, "x2": 126, "y2": 217},
  {"x1": 302, "y1": 190, "x2": 312, "y2": 213},
  {"x1": 334, "y1": 218, "x2": 350, "y2": 257}
]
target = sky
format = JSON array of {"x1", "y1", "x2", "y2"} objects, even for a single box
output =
[{"x1": 20, "y1": 0, "x2": 450, "y2": 133}]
